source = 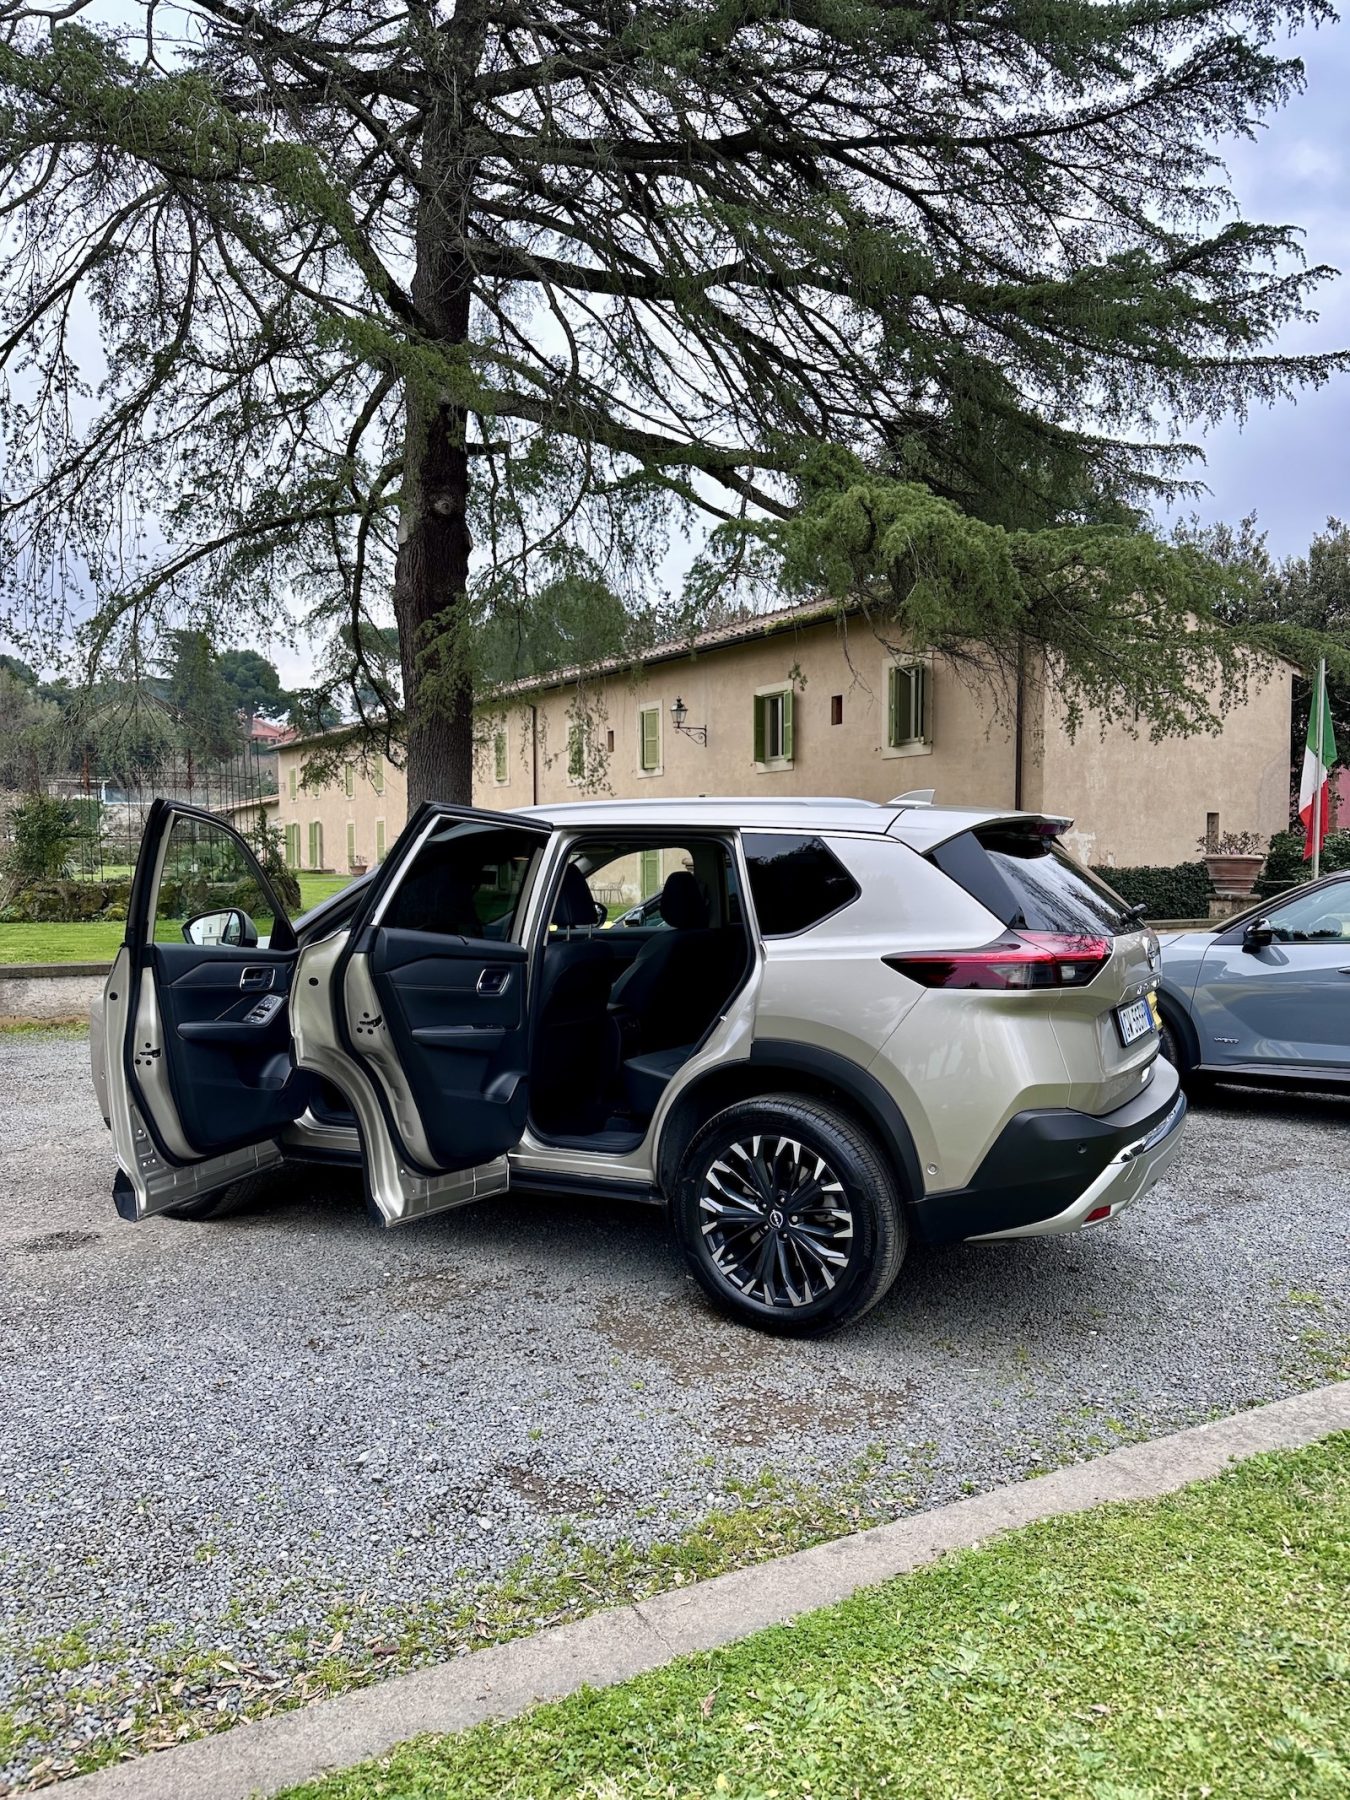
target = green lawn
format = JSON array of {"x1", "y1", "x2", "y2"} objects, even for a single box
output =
[
  {"x1": 0, "y1": 872, "x2": 352, "y2": 965},
  {"x1": 282, "y1": 1435, "x2": 1350, "y2": 1800}
]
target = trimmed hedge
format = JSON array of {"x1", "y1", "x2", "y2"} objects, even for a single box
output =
[
  {"x1": 1258, "y1": 826, "x2": 1350, "y2": 897},
  {"x1": 1090, "y1": 860, "x2": 1213, "y2": 921}
]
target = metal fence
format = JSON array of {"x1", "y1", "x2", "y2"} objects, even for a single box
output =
[{"x1": 43, "y1": 744, "x2": 279, "y2": 881}]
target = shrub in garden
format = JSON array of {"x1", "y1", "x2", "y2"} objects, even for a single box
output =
[
  {"x1": 1090, "y1": 861, "x2": 1214, "y2": 920},
  {"x1": 2, "y1": 794, "x2": 82, "y2": 882}
]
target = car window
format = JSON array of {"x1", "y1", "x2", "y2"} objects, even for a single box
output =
[
  {"x1": 1265, "y1": 883, "x2": 1350, "y2": 942},
  {"x1": 149, "y1": 813, "x2": 287, "y2": 948},
  {"x1": 742, "y1": 833, "x2": 860, "y2": 936},
  {"x1": 381, "y1": 821, "x2": 540, "y2": 938},
  {"x1": 930, "y1": 826, "x2": 1132, "y2": 934}
]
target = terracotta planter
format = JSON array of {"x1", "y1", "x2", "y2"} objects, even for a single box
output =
[
  {"x1": 349, "y1": 859, "x2": 368, "y2": 877},
  {"x1": 1203, "y1": 852, "x2": 1263, "y2": 898}
]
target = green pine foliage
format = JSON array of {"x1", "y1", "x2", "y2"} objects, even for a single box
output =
[{"x1": 0, "y1": 1, "x2": 1345, "y2": 797}]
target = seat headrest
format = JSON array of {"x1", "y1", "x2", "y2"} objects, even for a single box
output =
[
  {"x1": 553, "y1": 864, "x2": 597, "y2": 929},
  {"x1": 659, "y1": 869, "x2": 708, "y2": 930}
]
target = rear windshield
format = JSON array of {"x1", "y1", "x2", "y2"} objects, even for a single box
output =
[{"x1": 930, "y1": 826, "x2": 1134, "y2": 935}]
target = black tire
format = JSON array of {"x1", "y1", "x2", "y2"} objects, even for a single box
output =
[
  {"x1": 163, "y1": 1170, "x2": 278, "y2": 1222},
  {"x1": 671, "y1": 1094, "x2": 907, "y2": 1336},
  {"x1": 1157, "y1": 1009, "x2": 1213, "y2": 1100}
]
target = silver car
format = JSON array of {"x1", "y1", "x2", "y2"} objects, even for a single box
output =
[
  {"x1": 93, "y1": 794, "x2": 1185, "y2": 1334},
  {"x1": 1157, "y1": 871, "x2": 1350, "y2": 1090}
]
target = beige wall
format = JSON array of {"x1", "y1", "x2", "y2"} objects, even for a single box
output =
[
  {"x1": 476, "y1": 620, "x2": 1020, "y2": 815},
  {"x1": 222, "y1": 622, "x2": 1293, "y2": 877},
  {"x1": 1025, "y1": 663, "x2": 1294, "y2": 868},
  {"x1": 475, "y1": 620, "x2": 1294, "y2": 869},
  {"x1": 266, "y1": 748, "x2": 407, "y2": 873}
]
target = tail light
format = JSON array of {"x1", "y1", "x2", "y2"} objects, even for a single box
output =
[{"x1": 885, "y1": 930, "x2": 1112, "y2": 991}]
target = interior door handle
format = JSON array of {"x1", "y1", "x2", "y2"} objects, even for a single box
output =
[
  {"x1": 240, "y1": 966, "x2": 273, "y2": 990},
  {"x1": 477, "y1": 967, "x2": 511, "y2": 996}
]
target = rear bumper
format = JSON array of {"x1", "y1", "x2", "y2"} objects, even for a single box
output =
[{"x1": 910, "y1": 1059, "x2": 1186, "y2": 1245}]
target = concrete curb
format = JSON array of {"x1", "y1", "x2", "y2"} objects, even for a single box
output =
[{"x1": 58, "y1": 1381, "x2": 1350, "y2": 1800}]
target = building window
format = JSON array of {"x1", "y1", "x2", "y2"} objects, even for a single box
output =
[
  {"x1": 606, "y1": 728, "x2": 615, "y2": 752},
  {"x1": 567, "y1": 721, "x2": 586, "y2": 784},
  {"x1": 886, "y1": 661, "x2": 931, "y2": 754},
  {"x1": 346, "y1": 821, "x2": 357, "y2": 868},
  {"x1": 375, "y1": 818, "x2": 386, "y2": 862},
  {"x1": 307, "y1": 820, "x2": 324, "y2": 870},
  {"x1": 831, "y1": 694, "x2": 844, "y2": 727},
  {"x1": 639, "y1": 847, "x2": 661, "y2": 898},
  {"x1": 493, "y1": 728, "x2": 508, "y2": 785},
  {"x1": 288, "y1": 766, "x2": 297, "y2": 801},
  {"x1": 285, "y1": 823, "x2": 300, "y2": 868},
  {"x1": 1205, "y1": 812, "x2": 1220, "y2": 851},
  {"x1": 753, "y1": 688, "x2": 794, "y2": 768},
  {"x1": 372, "y1": 757, "x2": 385, "y2": 795},
  {"x1": 639, "y1": 705, "x2": 661, "y2": 773},
  {"x1": 343, "y1": 762, "x2": 354, "y2": 798}
]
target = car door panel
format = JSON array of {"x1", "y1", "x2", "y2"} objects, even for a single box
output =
[
  {"x1": 104, "y1": 800, "x2": 308, "y2": 1221},
  {"x1": 1193, "y1": 939, "x2": 1350, "y2": 1069},
  {"x1": 153, "y1": 943, "x2": 312, "y2": 1154},
  {"x1": 291, "y1": 803, "x2": 554, "y2": 1226},
  {"x1": 365, "y1": 929, "x2": 531, "y2": 1168}
]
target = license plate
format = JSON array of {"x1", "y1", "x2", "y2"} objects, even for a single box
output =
[{"x1": 1116, "y1": 997, "x2": 1155, "y2": 1047}]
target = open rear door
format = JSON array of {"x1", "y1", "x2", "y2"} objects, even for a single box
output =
[
  {"x1": 104, "y1": 800, "x2": 313, "y2": 1221},
  {"x1": 291, "y1": 804, "x2": 553, "y2": 1226}
]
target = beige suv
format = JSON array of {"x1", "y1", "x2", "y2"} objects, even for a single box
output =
[{"x1": 93, "y1": 794, "x2": 1185, "y2": 1334}]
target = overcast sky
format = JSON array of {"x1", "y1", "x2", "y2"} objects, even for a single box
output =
[{"x1": 1158, "y1": 14, "x2": 1350, "y2": 554}]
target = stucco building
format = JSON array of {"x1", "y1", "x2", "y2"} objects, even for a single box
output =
[{"x1": 231, "y1": 601, "x2": 1293, "y2": 882}]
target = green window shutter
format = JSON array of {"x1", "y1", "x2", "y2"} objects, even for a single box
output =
[
  {"x1": 753, "y1": 695, "x2": 766, "y2": 764},
  {"x1": 887, "y1": 667, "x2": 900, "y2": 747},
  {"x1": 640, "y1": 708, "x2": 660, "y2": 770},
  {"x1": 307, "y1": 822, "x2": 316, "y2": 867},
  {"x1": 373, "y1": 758, "x2": 384, "y2": 795},
  {"x1": 781, "y1": 690, "x2": 794, "y2": 761},
  {"x1": 288, "y1": 767, "x2": 297, "y2": 801},
  {"x1": 568, "y1": 723, "x2": 585, "y2": 781},
  {"x1": 344, "y1": 763, "x2": 354, "y2": 797},
  {"x1": 375, "y1": 819, "x2": 386, "y2": 861},
  {"x1": 916, "y1": 664, "x2": 931, "y2": 742},
  {"x1": 640, "y1": 848, "x2": 660, "y2": 897},
  {"x1": 346, "y1": 821, "x2": 356, "y2": 866},
  {"x1": 494, "y1": 730, "x2": 507, "y2": 783}
]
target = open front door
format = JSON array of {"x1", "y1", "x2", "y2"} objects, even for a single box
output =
[
  {"x1": 105, "y1": 800, "x2": 313, "y2": 1221},
  {"x1": 291, "y1": 804, "x2": 554, "y2": 1226}
]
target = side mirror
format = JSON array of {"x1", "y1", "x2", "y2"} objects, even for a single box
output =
[
  {"x1": 593, "y1": 899, "x2": 609, "y2": 928},
  {"x1": 183, "y1": 908, "x2": 259, "y2": 949},
  {"x1": 1242, "y1": 917, "x2": 1274, "y2": 953}
]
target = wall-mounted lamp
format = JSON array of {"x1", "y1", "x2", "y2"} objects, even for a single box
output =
[{"x1": 670, "y1": 696, "x2": 708, "y2": 746}]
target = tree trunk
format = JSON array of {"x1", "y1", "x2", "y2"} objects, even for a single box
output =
[
  {"x1": 393, "y1": 77, "x2": 482, "y2": 810},
  {"x1": 392, "y1": 380, "x2": 475, "y2": 808}
]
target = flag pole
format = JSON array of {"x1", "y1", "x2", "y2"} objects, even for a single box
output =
[{"x1": 1313, "y1": 656, "x2": 1326, "y2": 881}]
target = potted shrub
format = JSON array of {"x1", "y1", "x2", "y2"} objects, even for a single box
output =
[
  {"x1": 1199, "y1": 830, "x2": 1265, "y2": 897},
  {"x1": 350, "y1": 855, "x2": 369, "y2": 877}
]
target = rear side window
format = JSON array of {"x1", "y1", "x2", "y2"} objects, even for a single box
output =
[
  {"x1": 382, "y1": 821, "x2": 541, "y2": 939},
  {"x1": 930, "y1": 827, "x2": 1132, "y2": 934},
  {"x1": 743, "y1": 833, "x2": 860, "y2": 936}
]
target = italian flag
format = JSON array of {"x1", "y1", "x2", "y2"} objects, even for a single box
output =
[{"x1": 1299, "y1": 666, "x2": 1337, "y2": 861}]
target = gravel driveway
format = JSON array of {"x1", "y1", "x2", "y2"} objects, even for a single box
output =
[{"x1": 1, "y1": 1031, "x2": 1347, "y2": 1784}]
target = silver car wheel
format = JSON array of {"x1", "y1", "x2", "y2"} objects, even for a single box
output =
[{"x1": 699, "y1": 1134, "x2": 855, "y2": 1309}]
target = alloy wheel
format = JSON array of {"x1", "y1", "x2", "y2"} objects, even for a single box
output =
[{"x1": 698, "y1": 1134, "x2": 855, "y2": 1309}]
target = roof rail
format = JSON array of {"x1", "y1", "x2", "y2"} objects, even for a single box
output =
[{"x1": 889, "y1": 788, "x2": 935, "y2": 806}]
